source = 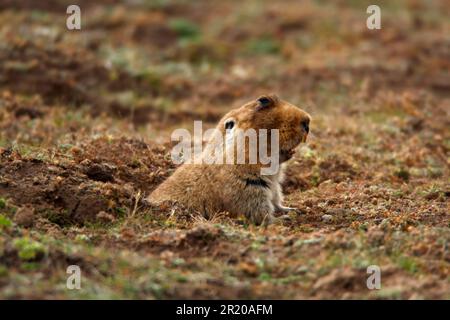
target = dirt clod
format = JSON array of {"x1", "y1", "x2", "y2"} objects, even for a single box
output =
[
  {"x1": 13, "y1": 205, "x2": 35, "y2": 228},
  {"x1": 83, "y1": 163, "x2": 116, "y2": 183},
  {"x1": 96, "y1": 211, "x2": 116, "y2": 224}
]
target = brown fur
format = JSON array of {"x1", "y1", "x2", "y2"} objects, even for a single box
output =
[{"x1": 148, "y1": 94, "x2": 311, "y2": 225}]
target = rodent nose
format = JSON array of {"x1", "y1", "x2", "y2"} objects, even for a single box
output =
[{"x1": 301, "y1": 119, "x2": 309, "y2": 134}]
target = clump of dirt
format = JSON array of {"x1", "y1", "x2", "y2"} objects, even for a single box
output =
[
  {"x1": 13, "y1": 205, "x2": 36, "y2": 228},
  {"x1": 82, "y1": 162, "x2": 116, "y2": 183}
]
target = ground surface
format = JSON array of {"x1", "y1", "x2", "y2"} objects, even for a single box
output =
[{"x1": 0, "y1": 0, "x2": 449, "y2": 299}]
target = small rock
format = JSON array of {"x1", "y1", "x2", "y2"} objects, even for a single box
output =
[
  {"x1": 322, "y1": 214, "x2": 333, "y2": 222},
  {"x1": 96, "y1": 211, "x2": 116, "y2": 223},
  {"x1": 14, "y1": 205, "x2": 35, "y2": 228}
]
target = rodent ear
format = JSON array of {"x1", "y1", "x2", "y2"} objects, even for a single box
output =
[{"x1": 256, "y1": 94, "x2": 279, "y2": 111}]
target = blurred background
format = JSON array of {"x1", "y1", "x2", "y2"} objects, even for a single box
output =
[{"x1": 0, "y1": 0, "x2": 449, "y2": 127}]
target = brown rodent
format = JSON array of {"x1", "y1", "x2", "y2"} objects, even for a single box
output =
[{"x1": 147, "y1": 94, "x2": 311, "y2": 225}]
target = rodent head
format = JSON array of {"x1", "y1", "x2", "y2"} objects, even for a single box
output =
[{"x1": 216, "y1": 94, "x2": 311, "y2": 163}]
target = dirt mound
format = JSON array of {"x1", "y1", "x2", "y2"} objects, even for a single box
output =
[{"x1": 0, "y1": 137, "x2": 173, "y2": 226}]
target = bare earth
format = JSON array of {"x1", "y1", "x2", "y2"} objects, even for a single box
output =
[{"x1": 0, "y1": 0, "x2": 449, "y2": 299}]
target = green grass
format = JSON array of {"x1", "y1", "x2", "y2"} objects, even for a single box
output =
[
  {"x1": 0, "y1": 198, "x2": 6, "y2": 209},
  {"x1": 245, "y1": 37, "x2": 280, "y2": 55},
  {"x1": 169, "y1": 19, "x2": 200, "y2": 41},
  {"x1": 0, "y1": 215, "x2": 12, "y2": 229},
  {"x1": 13, "y1": 237, "x2": 47, "y2": 261}
]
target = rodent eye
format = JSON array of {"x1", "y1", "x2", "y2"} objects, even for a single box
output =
[
  {"x1": 301, "y1": 120, "x2": 309, "y2": 134},
  {"x1": 225, "y1": 120, "x2": 235, "y2": 130}
]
